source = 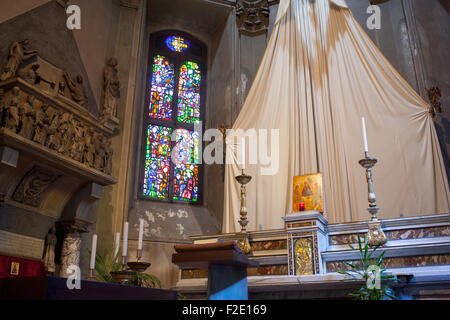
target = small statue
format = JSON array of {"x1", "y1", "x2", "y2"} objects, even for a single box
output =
[
  {"x1": 70, "y1": 121, "x2": 85, "y2": 162},
  {"x1": 104, "y1": 139, "x2": 113, "y2": 175},
  {"x1": 4, "y1": 86, "x2": 21, "y2": 132},
  {"x1": 33, "y1": 104, "x2": 50, "y2": 145},
  {"x1": 18, "y1": 95, "x2": 36, "y2": 140},
  {"x1": 83, "y1": 127, "x2": 95, "y2": 167},
  {"x1": 58, "y1": 80, "x2": 66, "y2": 96},
  {"x1": 57, "y1": 113, "x2": 75, "y2": 155},
  {"x1": 94, "y1": 134, "x2": 106, "y2": 171},
  {"x1": 46, "y1": 110, "x2": 62, "y2": 150},
  {"x1": 62, "y1": 72, "x2": 87, "y2": 105},
  {"x1": 1, "y1": 40, "x2": 38, "y2": 81},
  {"x1": 43, "y1": 226, "x2": 57, "y2": 274},
  {"x1": 102, "y1": 58, "x2": 120, "y2": 118},
  {"x1": 17, "y1": 63, "x2": 40, "y2": 85}
]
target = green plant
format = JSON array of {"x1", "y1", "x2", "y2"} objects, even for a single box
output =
[
  {"x1": 86, "y1": 247, "x2": 122, "y2": 283},
  {"x1": 337, "y1": 234, "x2": 398, "y2": 300},
  {"x1": 126, "y1": 271, "x2": 162, "y2": 289}
]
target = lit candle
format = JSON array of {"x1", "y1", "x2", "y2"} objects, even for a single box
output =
[
  {"x1": 114, "y1": 232, "x2": 120, "y2": 259},
  {"x1": 361, "y1": 117, "x2": 369, "y2": 153},
  {"x1": 123, "y1": 222, "x2": 128, "y2": 258},
  {"x1": 138, "y1": 219, "x2": 144, "y2": 251},
  {"x1": 90, "y1": 234, "x2": 97, "y2": 270}
]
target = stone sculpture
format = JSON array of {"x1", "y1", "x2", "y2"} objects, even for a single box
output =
[
  {"x1": 105, "y1": 139, "x2": 113, "y2": 175},
  {"x1": 103, "y1": 58, "x2": 120, "y2": 118},
  {"x1": 33, "y1": 104, "x2": 50, "y2": 145},
  {"x1": 18, "y1": 63, "x2": 40, "y2": 85},
  {"x1": 62, "y1": 72, "x2": 87, "y2": 105},
  {"x1": 4, "y1": 86, "x2": 21, "y2": 132},
  {"x1": 18, "y1": 95, "x2": 36, "y2": 140},
  {"x1": 46, "y1": 109, "x2": 62, "y2": 151},
  {"x1": 43, "y1": 226, "x2": 57, "y2": 274},
  {"x1": 1, "y1": 40, "x2": 38, "y2": 81}
]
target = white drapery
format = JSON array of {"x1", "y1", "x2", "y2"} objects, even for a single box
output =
[{"x1": 223, "y1": 0, "x2": 450, "y2": 232}]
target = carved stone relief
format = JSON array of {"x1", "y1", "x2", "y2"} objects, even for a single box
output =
[
  {"x1": 0, "y1": 85, "x2": 114, "y2": 175},
  {"x1": 12, "y1": 166, "x2": 61, "y2": 207},
  {"x1": 236, "y1": 0, "x2": 271, "y2": 36}
]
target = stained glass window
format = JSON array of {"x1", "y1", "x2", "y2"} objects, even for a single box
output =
[
  {"x1": 142, "y1": 32, "x2": 205, "y2": 204},
  {"x1": 166, "y1": 36, "x2": 190, "y2": 53},
  {"x1": 149, "y1": 55, "x2": 175, "y2": 120},
  {"x1": 177, "y1": 61, "x2": 201, "y2": 124},
  {"x1": 172, "y1": 129, "x2": 200, "y2": 202},
  {"x1": 143, "y1": 125, "x2": 173, "y2": 199}
]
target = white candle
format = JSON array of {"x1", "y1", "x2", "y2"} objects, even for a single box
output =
[
  {"x1": 90, "y1": 234, "x2": 97, "y2": 270},
  {"x1": 241, "y1": 137, "x2": 246, "y2": 170},
  {"x1": 138, "y1": 219, "x2": 144, "y2": 251},
  {"x1": 361, "y1": 117, "x2": 369, "y2": 153},
  {"x1": 123, "y1": 222, "x2": 129, "y2": 257},
  {"x1": 114, "y1": 232, "x2": 120, "y2": 259}
]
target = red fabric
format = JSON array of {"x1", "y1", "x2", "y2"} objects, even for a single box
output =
[{"x1": 0, "y1": 255, "x2": 45, "y2": 278}]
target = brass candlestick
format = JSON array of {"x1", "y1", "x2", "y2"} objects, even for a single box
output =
[
  {"x1": 89, "y1": 268, "x2": 95, "y2": 281},
  {"x1": 235, "y1": 169, "x2": 252, "y2": 255},
  {"x1": 359, "y1": 152, "x2": 387, "y2": 247}
]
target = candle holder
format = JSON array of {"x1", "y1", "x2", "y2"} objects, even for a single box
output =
[
  {"x1": 359, "y1": 152, "x2": 387, "y2": 247},
  {"x1": 89, "y1": 268, "x2": 95, "y2": 281},
  {"x1": 235, "y1": 169, "x2": 252, "y2": 255}
]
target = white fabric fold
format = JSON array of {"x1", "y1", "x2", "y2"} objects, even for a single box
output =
[{"x1": 223, "y1": 0, "x2": 449, "y2": 233}]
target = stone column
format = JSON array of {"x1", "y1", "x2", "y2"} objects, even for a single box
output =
[{"x1": 59, "y1": 219, "x2": 90, "y2": 278}]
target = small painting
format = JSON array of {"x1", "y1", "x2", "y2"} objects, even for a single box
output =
[
  {"x1": 10, "y1": 262, "x2": 20, "y2": 276},
  {"x1": 293, "y1": 173, "x2": 323, "y2": 213}
]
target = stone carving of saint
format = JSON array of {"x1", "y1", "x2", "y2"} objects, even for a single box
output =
[
  {"x1": 102, "y1": 58, "x2": 120, "y2": 118},
  {"x1": 43, "y1": 226, "x2": 57, "y2": 274},
  {"x1": 104, "y1": 139, "x2": 113, "y2": 175},
  {"x1": 1, "y1": 40, "x2": 38, "y2": 81},
  {"x1": 17, "y1": 63, "x2": 40, "y2": 85},
  {"x1": 57, "y1": 113, "x2": 75, "y2": 155},
  {"x1": 4, "y1": 86, "x2": 21, "y2": 132},
  {"x1": 62, "y1": 72, "x2": 87, "y2": 105},
  {"x1": 18, "y1": 95, "x2": 36, "y2": 140},
  {"x1": 46, "y1": 110, "x2": 62, "y2": 151},
  {"x1": 33, "y1": 104, "x2": 50, "y2": 145},
  {"x1": 83, "y1": 127, "x2": 95, "y2": 167},
  {"x1": 94, "y1": 134, "x2": 106, "y2": 171},
  {"x1": 70, "y1": 121, "x2": 85, "y2": 162}
]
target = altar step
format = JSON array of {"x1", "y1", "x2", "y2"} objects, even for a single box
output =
[{"x1": 175, "y1": 265, "x2": 450, "y2": 300}]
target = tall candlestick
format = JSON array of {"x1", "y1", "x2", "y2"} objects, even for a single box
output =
[
  {"x1": 138, "y1": 219, "x2": 144, "y2": 251},
  {"x1": 90, "y1": 234, "x2": 97, "y2": 270},
  {"x1": 361, "y1": 117, "x2": 369, "y2": 154},
  {"x1": 123, "y1": 222, "x2": 129, "y2": 259},
  {"x1": 114, "y1": 232, "x2": 120, "y2": 260}
]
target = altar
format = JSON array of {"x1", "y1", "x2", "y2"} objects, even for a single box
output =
[{"x1": 174, "y1": 212, "x2": 450, "y2": 300}]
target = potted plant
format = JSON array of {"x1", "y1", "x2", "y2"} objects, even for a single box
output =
[{"x1": 337, "y1": 234, "x2": 398, "y2": 300}]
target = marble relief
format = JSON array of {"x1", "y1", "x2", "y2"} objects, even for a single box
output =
[
  {"x1": 326, "y1": 254, "x2": 450, "y2": 273},
  {"x1": 181, "y1": 264, "x2": 289, "y2": 279},
  {"x1": 251, "y1": 239, "x2": 287, "y2": 251},
  {"x1": 330, "y1": 225, "x2": 450, "y2": 245}
]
